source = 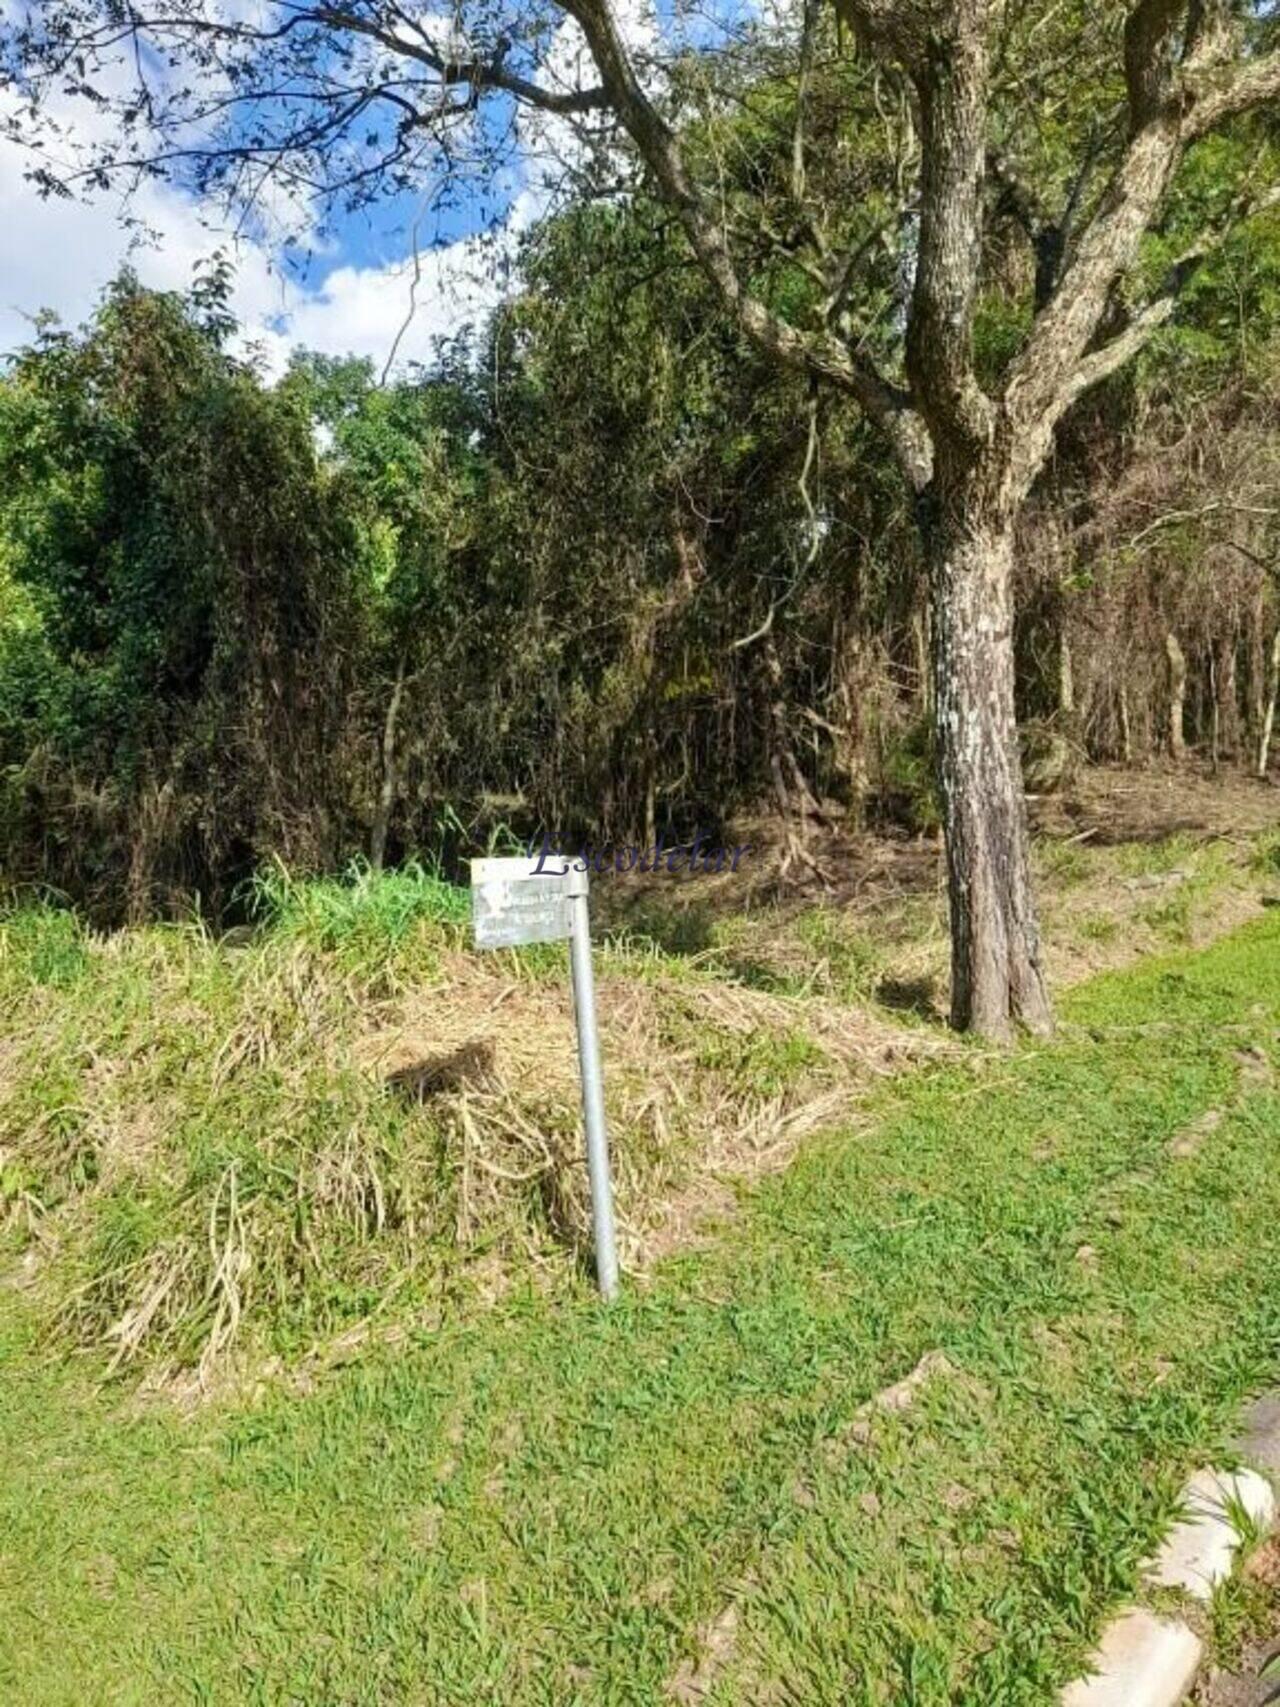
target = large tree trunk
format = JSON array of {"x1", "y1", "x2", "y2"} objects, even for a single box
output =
[{"x1": 927, "y1": 516, "x2": 1053, "y2": 1042}]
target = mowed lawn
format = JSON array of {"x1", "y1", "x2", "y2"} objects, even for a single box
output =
[{"x1": 2, "y1": 915, "x2": 1280, "y2": 1705}]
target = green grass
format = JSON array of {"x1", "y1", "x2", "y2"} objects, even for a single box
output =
[
  {"x1": 2, "y1": 915, "x2": 1280, "y2": 1703},
  {"x1": 0, "y1": 879, "x2": 846, "y2": 1380},
  {"x1": 0, "y1": 879, "x2": 480, "y2": 1374},
  {"x1": 1076, "y1": 914, "x2": 1120, "y2": 944},
  {"x1": 244, "y1": 857, "x2": 471, "y2": 970},
  {"x1": 692, "y1": 1026, "x2": 826, "y2": 1093},
  {"x1": 0, "y1": 901, "x2": 93, "y2": 987},
  {"x1": 1251, "y1": 828, "x2": 1280, "y2": 878}
]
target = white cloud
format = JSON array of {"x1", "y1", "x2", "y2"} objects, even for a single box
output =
[
  {"x1": 0, "y1": 60, "x2": 517, "y2": 380},
  {"x1": 250, "y1": 232, "x2": 514, "y2": 379},
  {"x1": 0, "y1": 151, "x2": 275, "y2": 346},
  {"x1": 0, "y1": 0, "x2": 666, "y2": 380},
  {"x1": 0, "y1": 133, "x2": 515, "y2": 377}
]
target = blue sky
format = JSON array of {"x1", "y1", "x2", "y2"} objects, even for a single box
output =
[
  {"x1": 0, "y1": 0, "x2": 684, "y2": 372},
  {"x1": 0, "y1": 47, "x2": 541, "y2": 375}
]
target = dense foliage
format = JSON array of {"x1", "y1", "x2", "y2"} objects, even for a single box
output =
[
  {"x1": 0, "y1": 266, "x2": 361, "y2": 913},
  {"x1": 0, "y1": 178, "x2": 1277, "y2": 916}
]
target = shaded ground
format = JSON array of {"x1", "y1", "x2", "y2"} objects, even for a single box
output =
[
  {"x1": 1031, "y1": 762, "x2": 1280, "y2": 843},
  {"x1": 597, "y1": 760, "x2": 1279, "y2": 1019},
  {"x1": 601, "y1": 761, "x2": 1278, "y2": 914}
]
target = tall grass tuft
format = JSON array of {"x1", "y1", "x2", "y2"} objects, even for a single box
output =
[{"x1": 242, "y1": 858, "x2": 469, "y2": 974}]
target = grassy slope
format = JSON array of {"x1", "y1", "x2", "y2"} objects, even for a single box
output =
[{"x1": 1, "y1": 912, "x2": 1279, "y2": 1704}]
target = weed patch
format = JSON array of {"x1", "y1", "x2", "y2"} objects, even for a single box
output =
[{"x1": 0, "y1": 879, "x2": 922, "y2": 1379}]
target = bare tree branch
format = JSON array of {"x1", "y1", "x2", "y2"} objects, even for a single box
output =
[
  {"x1": 313, "y1": 7, "x2": 612, "y2": 116},
  {"x1": 1003, "y1": 9, "x2": 1280, "y2": 485},
  {"x1": 564, "y1": 0, "x2": 934, "y2": 486},
  {"x1": 1056, "y1": 293, "x2": 1178, "y2": 411},
  {"x1": 1016, "y1": 180, "x2": 1280, "y2": 486},
  {"x1": 1181, "y1": 46, "x2": 1280, "y2": 139}
]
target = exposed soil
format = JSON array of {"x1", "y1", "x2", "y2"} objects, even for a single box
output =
[
  {"x1": 599, "y1": 761, "x2": 1277, "y2": 907},
  {"x1": 596, "y1": 761, "x2": 1280, "y2": 1011},
  {"x1": 1034, "y1": 763, "x2": 1280, "y2": 843}
]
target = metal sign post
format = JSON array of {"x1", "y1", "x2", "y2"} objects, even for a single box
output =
[
  {"x1": 564, "y1": 860, "x2": 618, "y2": 1301},
  {"x1": 470, "y1": 855, "x2": 619, "y2": 1301}
]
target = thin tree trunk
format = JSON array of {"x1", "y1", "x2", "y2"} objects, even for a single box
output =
[
  {"x1": 1059, "y1": 627, "x2": 1081, "y2": 752},
  {"x1": 1250, "y1": 590, "x2": 1267, "y2": 741},
  {"x1": 1216, "y1": 636, "x2": 1239, "y2": 760},
  {"x1": 913, "y1": 605, "x2": 933, "y2": 718},
  {"x1": 928, "y1": 518, "x2": 1052, "y2": 1042},
  {"x1": 1166, "y1": 631, "x2": 1187, "y2": 761},
  {"x1": 764, "y1": 634, "x2": 832, "y2": 883},
  {"x1": 369, "y1": 657, "x2": 406, "y2": 874},
  {"x1": 1260, "y1": 628, "x2": 1280, "y2": 780},
  {"x1": 1119, "y1": 683, "x2": 1133, "y2": 765}
]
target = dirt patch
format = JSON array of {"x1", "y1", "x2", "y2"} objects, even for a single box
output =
[
  {"x1": 1168, "y1": 1046, "x2": 1279, "y2": 1158},
  {"x1": 1248, "y1": 1538, "x2": 1280, "y2": 1594},
  {"x1": 1035, "y1": 764, "x2": 1280, "y2": 844},
  {"x1": 594, "y1": 762, "x2": 1278, "y2": 1016},
  {"x1": 1237, "y1": 1046, "x2": 1277, "y2": 1090},
  {"x1": 826, "y1": 1349, "x2": 958, "y2": 1453},
  {"x1": 1171, "y1": 1106, "x2": 1226, "y2": 1159},
  {"x1": 669, "y1": 1601, "x2": 744, "y2": 1704},
  {"x1": 598, "y1": 761, "x2": 1276, "y2": 917}
]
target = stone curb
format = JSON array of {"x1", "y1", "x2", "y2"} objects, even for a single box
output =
[{"x1": 1060, "y1": 1394, "x2": 1280, "y2": 1707}]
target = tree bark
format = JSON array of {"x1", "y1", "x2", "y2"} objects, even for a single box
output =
[
  {"x1": 1215, "y1": 635, "x2": 1239, "y2": 759},
  {"x1": 369, "y1": 657, "x2": 406, "y2": 874},
  {"x1": 1260, "y1": 628, "x2": 1280, "y2": 780},
  {"x1": 927, "y1": 515, "x2": 1052, "y2": 1042},
  {"x1": 1166, "y1": 631, "x2": 1187, "y2": 760}
]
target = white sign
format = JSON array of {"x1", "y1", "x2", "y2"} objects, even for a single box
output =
[
  {"x1": 468, "y1": 852, "x2": 618, "y2": 1299},
  {"x1": 471, "y1": 855, "x2": 575, "y2": 948}
]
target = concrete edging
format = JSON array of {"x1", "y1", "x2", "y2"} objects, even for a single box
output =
[{"x1": 1060, "y1": 1395, "x2": 1280, "y2": 1707}]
